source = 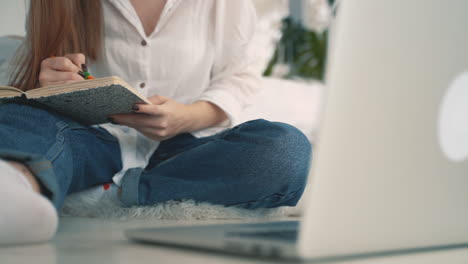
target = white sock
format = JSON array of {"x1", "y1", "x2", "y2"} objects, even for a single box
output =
[
  {"x1": 0, "y1": 159, "x2": 58, "y2": 246},
  {"x1": 1, "y1": 160, "x2": 33, "y2": 190},
  {"x1": 66, "y1": 182, "x2": 122, "y2": 207}
]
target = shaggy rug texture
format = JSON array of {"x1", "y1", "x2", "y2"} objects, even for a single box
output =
[{"x1": 60, "y1": 185, "x2": 311, "y2": 221}]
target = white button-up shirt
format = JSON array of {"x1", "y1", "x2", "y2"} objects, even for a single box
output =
[{"x1": 91, "y1": 0, "x2": 261, "y2": 184}]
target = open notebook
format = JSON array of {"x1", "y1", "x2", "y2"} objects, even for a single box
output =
[{"x1": 0, "y1": 76, "x2": 151, "y2": 125}]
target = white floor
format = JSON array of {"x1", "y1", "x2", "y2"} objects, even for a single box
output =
[
  {"x1": 2, "y1": 217, "x2": 468, "y2": 264},
  {"x1": 0, "y1": 217, "x2": 286, "y2": 264}
]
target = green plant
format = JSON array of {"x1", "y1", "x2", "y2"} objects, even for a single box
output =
[{"x1": 263, "y1": 17, "x2": 328, "y2": 81}]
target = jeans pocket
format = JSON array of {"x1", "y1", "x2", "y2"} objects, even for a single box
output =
[
  {"x1": 66, "y1": 122, "x2": 119, "y2": 143},
  {"x1": 87, "y1": 127, "x2": 119, "y2": 143},
  {"x1": 45, "y1": 121, "x2": 119, "y2": 162}
]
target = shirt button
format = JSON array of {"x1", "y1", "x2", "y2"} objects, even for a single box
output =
[
  {"x1": 141, "y1": 39, "x2": 148, "y2": 46},
  {"x1": 140, "y1": 82, "x2": 146, "y2": 89}
]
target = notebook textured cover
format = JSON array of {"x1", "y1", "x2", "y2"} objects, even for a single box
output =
[
  {"x1": 0, "y1": 76, "x2": 150, "y2": 125},
  {"x1": 33, "y1": 84, "x2": 147, "y2": 125}
]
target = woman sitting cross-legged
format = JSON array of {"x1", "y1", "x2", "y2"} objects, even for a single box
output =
[{"x1": 0, "y1": 0, "x2": 312, "y2": 245}]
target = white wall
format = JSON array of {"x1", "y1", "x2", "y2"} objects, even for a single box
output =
[
  {"x1": 0, "y1": 0, "x2": 27, "y2": 36},
  {"x1": 0, "y1": 0, "x2": 285, "y2": 37}
]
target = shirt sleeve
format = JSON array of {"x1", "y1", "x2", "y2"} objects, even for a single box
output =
[{"x1": 197, "y1": 0, "x2": 262, "y2": 128}]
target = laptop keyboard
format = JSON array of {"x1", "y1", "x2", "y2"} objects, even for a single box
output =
[{"x1": 227, "y1": 229, "x2": 299, "y2": 242}]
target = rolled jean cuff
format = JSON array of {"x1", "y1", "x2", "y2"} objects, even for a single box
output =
[
  {"x1": 120, "y1": 167, "x2": 144, "y2": 207},
  {"x1": 0, "y1": 149, "x2": 60, "y2": 208}
]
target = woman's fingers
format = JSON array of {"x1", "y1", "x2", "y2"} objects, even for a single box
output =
[
  {"x1": 41, "y1": 56, "x2": 82, "y2": 73},
  {"x1": 134, "y1": 103, "x2": 164, "y2": 116},
  {"x1": 38, "y1": 69, "x2": 83, "y2": 87},
  {"x1": 64, "y1": 53, "x2": 86, "y2": 70},
  {"x1": 137, "y1": 127, "x2": 171, "y2": 141},
  {"x1": 148, "y1": 95, "x2": 168, "y2": 105},
  {"x1": 42, "y1": 80, "x2": 81, "y2": 87},
  {"x1": 110, "y1": 113, "x2": 163, "y2": 129},
  {"x1": 39, "y1": 69, "x2": 83, "y2": 82},
  {"x1": 38, "y1": 54, "x2": 86, "y2": 87}
]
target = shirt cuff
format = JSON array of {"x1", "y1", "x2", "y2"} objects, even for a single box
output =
[{"x1": 198, "y1": 89, "x2": 243, "y2": 128}]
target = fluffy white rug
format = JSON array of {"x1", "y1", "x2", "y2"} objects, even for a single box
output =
[
  {"x1": 60, "y1": 195, "x2": 304, "y2": 221},
  {"x1": 60, "y1": 183, "x2": 311, "y2": 220}
]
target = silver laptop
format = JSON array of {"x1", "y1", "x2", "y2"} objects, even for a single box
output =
[{"x1": 125, "y1": 0, "x2": 468, "y2": 260}]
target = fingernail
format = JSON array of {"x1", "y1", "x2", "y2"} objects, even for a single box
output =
[
  {"x1": 81, "y1": 64, "x2": 88, "y2": 72},
  {"x1": 78, "y1": 71, "x2": 86, "y2": 79},
  {"x1": 107, "y1": 117, "x2": 117, "y2": 124},
  {"x1": 132, "y1": 105, "x2": 139, "y2": 112}
]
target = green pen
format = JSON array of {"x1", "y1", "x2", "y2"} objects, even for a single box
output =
[{"x1": 78, "y1": 64, "x2": 95, "y2": 80}]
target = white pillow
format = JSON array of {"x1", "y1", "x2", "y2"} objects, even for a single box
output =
[{"x1": 241, "y1": 77, "x2": 323, "y2": 142}]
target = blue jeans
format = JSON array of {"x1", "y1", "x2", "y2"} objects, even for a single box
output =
[{"x1": 0, "y1": 103, "x2": 312, "y2": 209}]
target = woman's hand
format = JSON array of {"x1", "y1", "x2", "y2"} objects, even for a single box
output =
[
  {"x1": 110, "y1": 96, "x2": 193, "y2": 141},
  {"x1": 110, "y1": 96, "x2": 227, "y2": 141},
  {"x1": 38, "y1": 54, "x2": 86, "y2": 87}
]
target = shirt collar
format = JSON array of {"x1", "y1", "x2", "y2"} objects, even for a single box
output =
[
  {"x1": 106, "y1": 0, "x2": 182, "y2": 39},
  {"x1": 152, "y1": 0, "x2": 182, "y2": 37}
]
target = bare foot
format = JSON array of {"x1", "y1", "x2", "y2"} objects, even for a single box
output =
[{"x1": 7, "y1": 161, "x2": 41, "y2": 193}]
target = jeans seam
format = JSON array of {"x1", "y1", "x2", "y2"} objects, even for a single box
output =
[
  {"x1": 228, "y1": 189, "x2": 303, "y2": 208},
  {"x1": 150, "y1": 136, "x2": 220, "y2": 168},
  {"x1": 152, "y1": 121, "x2": 259, "y2": 166},
  {"x1": 68, "y1": 125, "x2": 119, "y2": 143},
  {"x1": 120, "y1": 168, "x2": 144, "y2": 207},
  {"x1": 217, "y1": 119, "x2": 263, "y2": 140},
  {"x1": 44, "y1": 121, "x2": 68, "y2": 162}
]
